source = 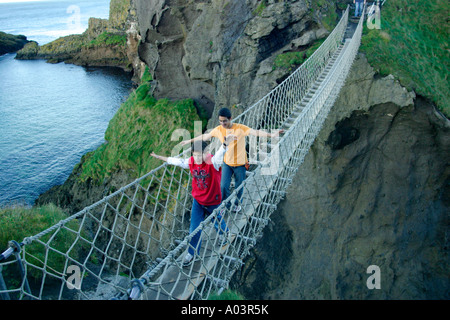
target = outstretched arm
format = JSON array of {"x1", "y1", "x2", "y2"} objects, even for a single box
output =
[
  {"x1": 180, "y1": 132, "x2": 213, "y2": 146},
  {"x1": 150, "y1": 152, "x2": 169, "y2": 162},
  {"x1": 150, "y1": 152, "x2": 189, "y2": 169},
  {"x1": 248, "y1": 128, "x2": 285, "y2": 138}
]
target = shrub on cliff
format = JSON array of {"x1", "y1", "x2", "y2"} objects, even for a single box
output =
[
  {"x1": 88, "y1": 31, "x2": 127, "y2": 48},
  {"x1": 273, "y1": 38, "x2": 325, "y2": 71},
  {"x1": 0, "y1": 204, "x2": 84, "y2": 281},
  {"x1": 360, "y1": 0, "x2": 449, "y2": 117}
]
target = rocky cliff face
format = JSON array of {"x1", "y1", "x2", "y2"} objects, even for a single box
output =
[
  {"x1": 231, "y1": 54, "x2": 449, "y2": 299},
  {"x1": 135, "y1": 0, "x2": 334, "y2": 118}
]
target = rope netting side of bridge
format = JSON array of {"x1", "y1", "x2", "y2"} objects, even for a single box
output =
[{"x1": 0, "y1": 6, "x2": 363, "y2": 300}]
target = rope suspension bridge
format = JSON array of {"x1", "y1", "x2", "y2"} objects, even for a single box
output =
[{"x1": 1, "y1": 6, "x2": 365, "y2": 300}]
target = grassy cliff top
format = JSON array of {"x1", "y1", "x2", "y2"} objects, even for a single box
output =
[
  {"x1": 109, "y1": 0, "x2": 131, "y2": 30},
  {"x1": 0, "y1": 203, "x2": 83, "y2": 279},
  {"x1": 360, "y1": 0, "x2": 449, "y2": 117}
]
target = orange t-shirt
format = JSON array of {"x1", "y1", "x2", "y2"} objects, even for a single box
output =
[{"x1": 210, "y1": 123, "x2": 251, "y2": 167}]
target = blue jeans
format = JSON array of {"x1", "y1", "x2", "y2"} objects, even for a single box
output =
[
  {"x1": 188, "y1": 199, "x2": 229, "y2": 255},
  {"x1": 221, "y1": 163, "x2": 246, "y2": 208},
  {"x1": 355, "y1": 2, "x2": 364, "y2": 17}
]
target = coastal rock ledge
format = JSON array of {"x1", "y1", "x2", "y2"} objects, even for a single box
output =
[{"x1": 15, "y1": 0, "x2": 142, "y2": 76}]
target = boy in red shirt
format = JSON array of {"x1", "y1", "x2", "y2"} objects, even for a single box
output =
[{"x1": 151, "y1": 137, "x2": 234, "y2": 266}]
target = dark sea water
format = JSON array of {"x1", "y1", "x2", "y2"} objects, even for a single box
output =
[{"x1": 0, "y1": 1, "x2": 132, "y2": 205}]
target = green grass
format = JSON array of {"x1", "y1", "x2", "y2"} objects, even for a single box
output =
[
  {"x1": 79, "y1": 68, "x2": 208, "y2": 183},
  {"x1": 109, "y1": 0, "x2": 131, "y2": 29},
  {"x1": 253, "y1": 0, "x2": 267, "y2": 16},
  {"x1": 360, "y1": 0, "x2": 449, "y2": 117},
  {"x1": 312, "y1": 0, "x2": 338, "y2": 31},
  {"x1": 273, "y1": 38, "x2": 326, "y2": 71},
  {"x1": 208, "y1": 289, "x2": 245, "y2": 300},
  {"x1": 0, "y1": 204, "x2": 84, "y2": 280},
  {"x1": 40, "y1": 34, "x2": 86, "y2": 55},
  {"x1": 35, "y1": 30, "x2": 127, "y2": 58},
  {"x1": 88, "y1": 31, "x2": 127, "y2": 47}
]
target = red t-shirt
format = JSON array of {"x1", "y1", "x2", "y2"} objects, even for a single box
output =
[{"x1": 188, "y1": 154, "x2": 222, "y2": 206}]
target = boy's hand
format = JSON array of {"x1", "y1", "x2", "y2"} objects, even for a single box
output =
[
  {"x1": 180, "y1": 140, "x2": 190, "y2": 146},
  {"x1": 271, "y1": 129, "x2": 285, "y2": 138},
  {"x1": 224, "y1": 134, "x2": 237, "y2": 146},
  {"x1": 151, "y1": 152, "x2": 161, "y2": 160}
]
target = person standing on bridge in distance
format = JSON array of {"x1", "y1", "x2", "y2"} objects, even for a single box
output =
[
  {"x1": 180, "y1": 107, "x2": 284, "y2": 213},
  {"x1": 151, "y1": 136, "x2": 236, "y2": 266},
  {"x1": 354, "y1": 0, "x2": 366, "y2": 18}
]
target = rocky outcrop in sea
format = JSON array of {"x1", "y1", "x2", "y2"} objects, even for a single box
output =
[{"x1": 15, "y1": 0, "x2": 144, "y2": 79}]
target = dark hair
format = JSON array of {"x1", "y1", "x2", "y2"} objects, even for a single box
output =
[
  {"x1": 218, "y1": 107, "x2": 232, "y2": 119},
  {"x1": 191, "y1": 141, "x2": 208, "y2": 154}
]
